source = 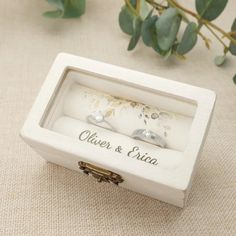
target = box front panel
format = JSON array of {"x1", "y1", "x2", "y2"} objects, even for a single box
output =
[{"x1": 34, "y1": 145, "x2": 185, "y2": 208}]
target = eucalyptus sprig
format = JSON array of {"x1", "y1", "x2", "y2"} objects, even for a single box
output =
[
  {"x1": 43, "y1": 0, "x2": 236, "y2": 83},
  {"x1": 119, "y1": 0, "x2": 236, "y2": 82}
]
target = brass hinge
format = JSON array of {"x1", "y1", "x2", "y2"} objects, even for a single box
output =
[{"x1": 78, "y1": 161, "x2": 124, "y2": 185}]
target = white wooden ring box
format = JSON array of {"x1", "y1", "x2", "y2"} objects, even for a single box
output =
[{"x1": 20, "y1": 53, "x2": 216, "y2": 208}]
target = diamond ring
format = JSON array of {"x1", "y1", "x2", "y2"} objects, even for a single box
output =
[
  {"x1": 87, "y1": 111, "x2": 116, "y2": 131},
  {"x1": 131, "y1": 129, "x2": 166, "y2": 148}
]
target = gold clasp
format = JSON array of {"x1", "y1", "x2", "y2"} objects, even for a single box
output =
[{"x1": 78, "y1": 161, "x2": 124, "y2": 185}]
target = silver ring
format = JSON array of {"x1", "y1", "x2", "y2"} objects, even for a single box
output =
[
  {"x1": 87, "y1": 111, "x2": 116, "y2": 131},
  {"x1": 131, "y1": 129, "x2": 166, "y2": 148}
]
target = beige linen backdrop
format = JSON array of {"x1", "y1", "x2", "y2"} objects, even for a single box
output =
[{"x1": 0, "y1": 0, "x2": 235, "y2": 235}]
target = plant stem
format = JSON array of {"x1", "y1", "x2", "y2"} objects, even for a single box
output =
[
  {"x1": 202, "y1": 20, "x2": 236, "y2": 44},
  {"x1": 228, "y1": 31, "x2": 236, "y2": 36},
  {"x1": 198, "y1": 31, "x2": 211, "y2": 49},
  {"x1": 146, "y1": 0, "x2": 167, "y2": 15},
  {"x1": 167, "y1": 0, "x2": 198, "y2": 19},
  {"x1": 146, "y1": 0, "x2": 167, "y2": 10},
  {"x1": 204, "y1": 23, "x2": 228, "y2": 49},
  {"x1": 136, "y1": 0, "x2": 141, "y2": 14}
]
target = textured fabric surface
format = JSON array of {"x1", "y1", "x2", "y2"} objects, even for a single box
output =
[{"x1": 0, "y1": 0, "x2": 236, "y2": 235}]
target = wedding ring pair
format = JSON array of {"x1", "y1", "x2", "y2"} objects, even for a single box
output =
[{"x1": 86, "y1": 111, "x2": 166, "y2": 148}]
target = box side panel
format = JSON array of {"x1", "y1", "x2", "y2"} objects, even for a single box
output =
[{"x1": 183, "y1": 97, "x2": 216, "y2": 205}]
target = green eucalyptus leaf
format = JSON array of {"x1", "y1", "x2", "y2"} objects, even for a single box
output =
[
  {"x1": 119, "y1": 6, "x2": 135, "y2": 35},
  {"x1": 141, "y1": 13, "x2": 158, "y2": 46},
  {"x1": 130, "y1": 0, "x2": 137, "y2": 8},
  {"x1": 151, "y1": 34, "x2": 171, "y2": 57},
  {"x1": 152, "y1": 43, "x2": 172, "y2": 57},
  {"x1": 128, "y1": 18, "x2": 142, "y2": 51},
  {"x1": 177, "y1": 22, "x2": 198, "y2": 55},
  {"x1": 140, "y1": 0, "x2": 150, "y2": 20},
  {"x1": 128, "y1": 0, "x2": 149, "y2": 19},
  {"x1": 62, "y1": 0, "x2": 85, "y2": 18},
  {"x1": 229, "y1": 18, "x2": 236, "y2": 56},
  {"x1": 163, "y1": 48, "x2": 172, "y2": 60},
  {"x1": 46, "y1": 0, "x2": 64, "y2": 11},
  {"x1": 145, "y1": 9, "x2": 153, "y2": 19},
  {"x1": 195, "y1": 0, "x2": 228, "y2": 21},
  {"x1": 44, "y1": 0, "x2": 85, "y2": 18},
  {"x1": 155, "y1": 8, "x2": 181, "y2": 51},
  {"x1": 233, "y1": 74, "x2": 236, "y2": 84},
  {"x1": 214, "y1": 55, "x2": 226, "y2": 66},
  {"x1": 152, "y1": 43, "x2": 164, "y2": 55},
  {"x1": 43, "y1": 9, "x2": 63, "y2": 18}
]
